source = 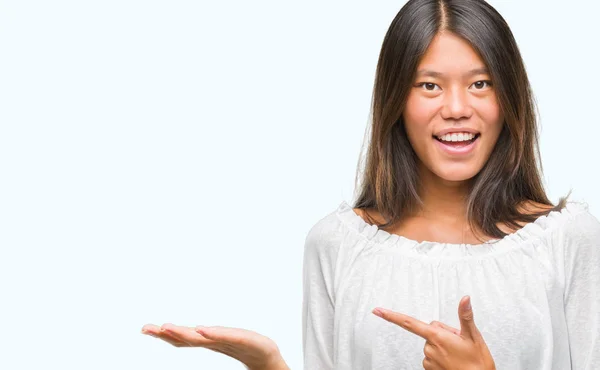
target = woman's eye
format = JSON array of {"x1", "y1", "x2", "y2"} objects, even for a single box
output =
[
  {"x1": 471, "y1": 80, "x2": 492, "y2": 89},
  {"x1": 418, "y1": 82, "x2": 440, "y2": 91}
]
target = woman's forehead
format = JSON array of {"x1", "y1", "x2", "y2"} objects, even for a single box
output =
[{"x1": 417, "y1": 33, "x2": 488, "y2": 76}]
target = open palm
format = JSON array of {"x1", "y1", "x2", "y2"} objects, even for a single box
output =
[{"x1": 141, "y1": 323, "x2": 289, "y2": 370}]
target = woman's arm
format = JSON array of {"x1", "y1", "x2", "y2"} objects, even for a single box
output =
[
  {"x1": 562, "y1": 210, "x2": 600, "y2": 369},
  {"x1": 302, "y1": 214, "x2": 342, "y2": 369}
]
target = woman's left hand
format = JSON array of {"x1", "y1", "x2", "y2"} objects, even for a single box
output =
[{"x1": 372, "y1": 295, "x2": 495, "y2": 370}]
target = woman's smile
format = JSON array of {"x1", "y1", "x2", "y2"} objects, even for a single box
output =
[{"x1": 433, "y1": 132, "x2": 481, "y2": 156}]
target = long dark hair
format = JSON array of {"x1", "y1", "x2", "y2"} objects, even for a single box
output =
[{"x1": 353, "y1": 0, "x2": 570, "y2": 241}]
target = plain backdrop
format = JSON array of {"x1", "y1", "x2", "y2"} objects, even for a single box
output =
[{"x1": 0, "y1": 1, "x2": 598, "y2": 369}]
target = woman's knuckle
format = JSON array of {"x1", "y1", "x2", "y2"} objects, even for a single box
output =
[{"x1": 432, "y1": 329, "x2": 444, "y2": 341}]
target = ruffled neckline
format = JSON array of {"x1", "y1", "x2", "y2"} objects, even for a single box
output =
[{"x1": 335, "y1": 200, "x2": 589, "y2": 259}]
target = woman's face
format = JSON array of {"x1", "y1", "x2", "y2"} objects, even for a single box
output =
[{"x1": 403, "y1": 32, "x2": 504, "y2": 184}]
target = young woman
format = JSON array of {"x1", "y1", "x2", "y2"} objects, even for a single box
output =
[{"x1": 141, "y1": 0, "x2": 600, "y2": 369}]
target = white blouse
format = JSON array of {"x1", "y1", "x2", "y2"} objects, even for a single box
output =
[{"x1": 302, "y1": 200, "x2": 600, "y2": 369}]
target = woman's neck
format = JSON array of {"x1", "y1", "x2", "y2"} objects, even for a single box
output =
[{"x1": 416, "y1": 168, "x2": 472, "y2": 223}]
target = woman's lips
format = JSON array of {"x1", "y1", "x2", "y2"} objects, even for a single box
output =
[{"x1": 433, "y1": 134, "x2": 480, "y2": 155}]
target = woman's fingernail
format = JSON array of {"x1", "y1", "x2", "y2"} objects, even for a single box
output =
[{"x1": 372, "y1": 308, "x2": 384, "y2": 317}]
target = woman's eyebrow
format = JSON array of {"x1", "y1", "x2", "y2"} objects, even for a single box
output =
[{"x1": 416, "y1": 67, "x2": 490, "y2": 78}]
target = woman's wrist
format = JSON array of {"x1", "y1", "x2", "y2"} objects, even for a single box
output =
[
  {"x1": 246, "y1": 352, "x2": 289, "y2": 370},
  {"x1": 484, "y1": 361, "x2": 496, "y2": 370},
  {"x1": 265, "y1": 361, "x2": 290, "y2": 370},
  {"x1": 265, "y1": 356, "x2": 290, "y2": 370},
  {"x1": 264, "y1": 355, "x2": 290, "y2": 370}
]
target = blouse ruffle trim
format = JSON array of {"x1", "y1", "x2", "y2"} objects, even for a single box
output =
[{"x1": 335, "y1": 200, "x2": 589, "y2": 258}]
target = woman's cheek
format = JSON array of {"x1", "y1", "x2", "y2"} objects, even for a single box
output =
[
  {"x1": 475, "y1": 96, "x2": 503, "y2": 126},
  {"x1": 405, "y1": 96, "x2": 438, "y2": 125}
]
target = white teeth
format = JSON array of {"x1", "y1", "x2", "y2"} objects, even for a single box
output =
[{"x1": 436, "y1": 132, "x2": 476, "y2": 142}]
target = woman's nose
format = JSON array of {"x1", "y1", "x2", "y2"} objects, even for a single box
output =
[{"x1": 440, "y1": 88, "x2": 473, "y2": 120}]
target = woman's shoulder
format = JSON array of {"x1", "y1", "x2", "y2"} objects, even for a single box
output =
[
  {"x1": 352, "y1": 206, "x2": 385, "y2": 226},
  {"x1": 498, "y1": 200, "x2": 558, "y2": 234},
  {"x1": 496, "y1": 199, "x2": 597, "y2": 241},
  {"x1": 549, "y1": 200, "x2": 600, "y2": 274},
  {"x1": 529, "y1": 198, "x2": 600, "y2": 246},
  {"x1": 556, "y1": 201, "x2": 599, "y2": 238},
  {"x1": 304, "y1": 200, "x2": 378, "y2": 257},
  {"x1": 305, "y1": 209, "x2": 342, "y2": 243},
  {"x1": 304, "y1": 202, "x2": 349, "y2": 256}
]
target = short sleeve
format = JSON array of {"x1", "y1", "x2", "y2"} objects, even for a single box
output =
[
  {"x1": 302, "y1": 212, "x2": 344, "y2": 370},
  {"x1": 562, "y1": 209, "x2": 600, "y2": 369}
]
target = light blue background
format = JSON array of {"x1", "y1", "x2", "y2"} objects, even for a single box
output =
[{"x1": 0, "y1": 1, "x2": 598, "y2": 369}]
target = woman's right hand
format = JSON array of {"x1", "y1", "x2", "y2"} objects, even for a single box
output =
[{"x1": 141, "y1": 323, "x2": 290, "y2": 370}]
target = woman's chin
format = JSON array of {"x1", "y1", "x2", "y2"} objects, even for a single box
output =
[{"x1": 433, "y1": 167, "x2": 480, "y2": 183}]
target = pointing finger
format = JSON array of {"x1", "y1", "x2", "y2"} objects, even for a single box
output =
[{"x1": 373, "y1": 308, "x2": 435, "y2": 341}]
